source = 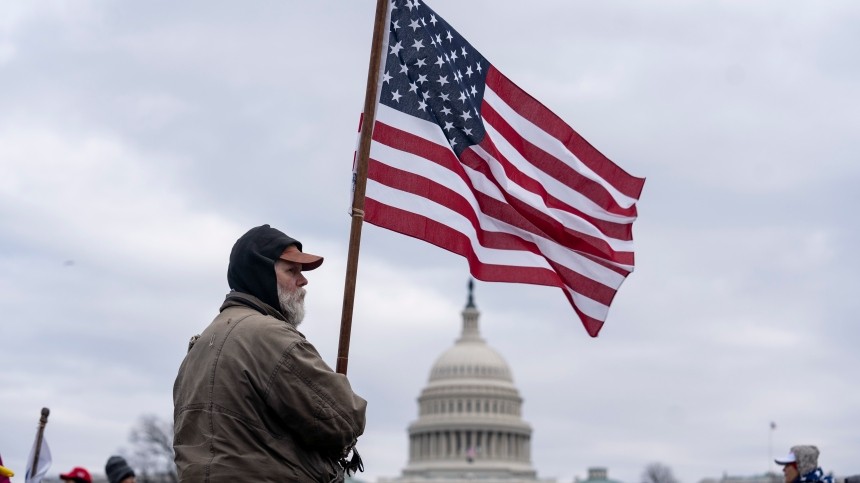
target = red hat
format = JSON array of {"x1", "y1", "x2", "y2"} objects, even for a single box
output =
[{"x1": 60, "y1": 467, "x2": 92, "y2": 483}]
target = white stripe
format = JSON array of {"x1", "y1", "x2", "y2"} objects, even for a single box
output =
[
  {"x1": 371, "y1": 105, "x2": 635, "y2": 252},
  {"x1": 484, "y1": 86, "x2": 639, "y2": 209},
  {"x1": 478, "y1": 122, "x2": 637, "y2": 225},
  {"x1": 368, "y1": 179, "x2": 614, "y2": 322},
  {"x1": 367, "y1": 140, "x2": 628, "y2": 285}
]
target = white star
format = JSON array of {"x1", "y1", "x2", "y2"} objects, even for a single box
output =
[
  {"x1": 464, "y1": 127, "x2": 473, "y2": 136},
  {"x1": 416, "y1": 73, "x2": 428, "y2": 84},
  {"x1": 409, "y1": 19, "x2": 421, "y2": 31},
  {"x1": 389, "y1": 41, "x2": 403, "y2": 56},
  {"x1": 443, "y1": 121, "x2": 455, "y2": 132},
  {"x1": 412, "y1": 39, "x2": 424, "y2": 51},
  {"x1": 391, "y1": 90, "x2": 402, "y2": 102},
  {"x1": 413, "y1": 0, "x2": 421, "y2": 6},
  {"x1": 449, "y1": 50, "x2": 458, "y2": 62},
  {"x1": 470, "y1": 85, "x2": 478, "y2": 95},
  {"x1": 405, "y1": 0, "x2": 415, "y2": 11},
  {"x1": 446, "y1": 30, "x2": 453, "y2": 42},
  {"x1": 420, "y1": 17, "x2": 427, "y2": 26},
  {"x1": 460, "y1": 110, "x2": 472, "y2": 121},
  {"x1": 400, "y1": 62, "x2": 409, "y2": 74},
  {"x1": 416, "y1": 57, "x2": 427, "y2": 68},
  {"x1": 418, "y1": 99, "x2": 428, "y2": 111},
  {"x1": 436, "y1": 75, "x2": 449, "y2": 86},
  {"x1": 430, "y1": 37, "x2": 437, "y2": 47},
  {"x1": 476, "y1": 61, "x2": 482, "y2": 73},
  {"x1": 422, "y1": 91, "x2": 431, "y2": 100},
  {"x1": 459, "y1": 91, "x2": 468, "y2": 102},
  {"x1": 439, "y1": 92, "x2": 450, "y2": 101},
  {"x1": 435, "y1": 56, "x2": 445, "y2": 68},
  {"x1": 435, "y1": 34, "x2": 442, "y2": 44},
  {"x1": 441, "y1": 106, "x2": 452, "y2": 116},
  {"x1": 430, "y1": 14, "x2": 437, "y2": 26},
  {"x1": 389, "y1": 0, "x2": 397, "y2": 14},
  {"x1": 382, "y1": 71, "x2": 392, "y2": 84},
  {"x1": 448, "y1": 137, "x2": 457, "y2": 147},
  {"x1": 465, "y1": 66, "x2": 473, "y2": 77},
  {"x1": 409, "y1": 82, "x2": 418, "y2": 93},
  {"x1": 391, "y1": 20, "x2": 400, "y2": 31},
  {"x1": 461, "y1": 47, "x2": 468, "y2": 58}
]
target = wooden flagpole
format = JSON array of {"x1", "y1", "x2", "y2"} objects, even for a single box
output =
[
  {"x1": 30, "y1": 407, "x2": 50, "y2": 479},
  {"x1": 336, "y1": 0, "x2": 389, "y2": 375}
]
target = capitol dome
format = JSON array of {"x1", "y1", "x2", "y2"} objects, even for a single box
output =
[{"x1": 393, "y1": 281, "x2": 547, "y2": 482}]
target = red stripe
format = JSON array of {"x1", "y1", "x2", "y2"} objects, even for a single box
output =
[
  {"x1": 481, "y1": 101, "x2": 636, "y2": 218},
  {"x1": 364, "y1": 198, "x2": 607, "y2": 337},
  {"x1": 367, "y1": 158, "x2": 621, "y2": 305},
  {"x1": 486, "y1": 67, "x2": 645, "y2": 200},
  {"x1": 372, "y1": 121, "x2": 634, "y2": 266},
  {"x1": 460, "y1": 143, "x2": 635, "y2": 265}
]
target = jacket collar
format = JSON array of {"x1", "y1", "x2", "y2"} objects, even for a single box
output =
[{"x1": 221, "y1": 291, "x2": 287, "y2": 322}]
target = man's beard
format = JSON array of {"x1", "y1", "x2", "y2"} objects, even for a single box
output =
[{"x1": 277, "y1": 284, "x2": 306, "y2": 327}]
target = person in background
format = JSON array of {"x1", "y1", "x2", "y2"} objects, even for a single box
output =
[
  {"x1": 105, "y1": 456, "x2": 136, "y2": 483},
  {"x1": 775, "y1": 445, "x2": 834, "y2": 483},
  {"x1": 59, "y1": 466, "x2": 92, "y2": 483}
]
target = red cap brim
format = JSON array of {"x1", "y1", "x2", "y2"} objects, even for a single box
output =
[{"x1": 279, "y1": 245, "x2": 323, "y2": 271}]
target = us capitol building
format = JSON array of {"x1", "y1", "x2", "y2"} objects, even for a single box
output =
[{"x1": 378, "y1": 281, "x2": 556, "y2": 483}]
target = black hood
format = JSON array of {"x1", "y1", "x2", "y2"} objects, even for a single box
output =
[{"x1": 227, "y1": 224, "x2": 303, "y2": 311}]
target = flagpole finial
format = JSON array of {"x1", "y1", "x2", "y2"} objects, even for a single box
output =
[{"x1": 466, "y1": 278, "x2": 475, "y2": 308}]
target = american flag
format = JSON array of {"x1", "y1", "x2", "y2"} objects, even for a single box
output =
[{"x1": 359, "y1": 0, "x2": 645, "y2": 337}]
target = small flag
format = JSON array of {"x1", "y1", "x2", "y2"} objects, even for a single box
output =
[
  {"x1": 359, "y1": 0, "x2": 645, "y2": 337},
  {"x1": 24, "y1": 434, "x2": 51, "y2": 483}
]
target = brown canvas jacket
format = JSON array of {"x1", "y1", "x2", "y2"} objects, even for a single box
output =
[{"x1": 173, "y1": 292, "x2": 367, "y2": 482}]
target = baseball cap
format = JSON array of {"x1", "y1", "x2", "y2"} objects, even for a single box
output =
[
  {"x1": 60, "y1": 467, "x2": 92, "y2": 483},
  {"x1": 775, "y1": 451, "x2": 797, "y2": 465}
]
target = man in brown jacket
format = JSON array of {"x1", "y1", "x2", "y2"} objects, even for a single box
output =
[{"x1": 173, "y1": 225, "x2": 367, "y2": 482}]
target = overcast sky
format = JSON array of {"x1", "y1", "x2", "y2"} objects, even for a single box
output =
[{"x1": 1, "y1": 1, "x2": 859, "y2": 482}]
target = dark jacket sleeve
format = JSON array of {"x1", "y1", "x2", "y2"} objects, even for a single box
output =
[{"x1": 264, "y1": 327, "x2": 367, "y2": 455}]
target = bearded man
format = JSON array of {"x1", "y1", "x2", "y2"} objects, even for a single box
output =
[{"x1": 173, "y1": 225, "x2": 366, "y2": 483}]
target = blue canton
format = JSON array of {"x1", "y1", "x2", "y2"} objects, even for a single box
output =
[{"x1": 380, "y1": 0, "x2": 490, "y2": 155}]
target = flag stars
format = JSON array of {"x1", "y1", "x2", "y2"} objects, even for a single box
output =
[
  {"x1": 389, "y1": 41, "x2": 403, "y2": 56},
  {"x1": 430, "y1": 14, "x2": 437, "y2": 26},
  {"x1": 412, "y1": 39, "x2": 424, "y2": 51},
  {"x1": 446, "y1": 30, "x2": 453, "y2": 42},
  {"x1": 435, "y1": 56, "x2": 445, "y2": 67},
  {"x1": 460, "y1": 110, "x2": 472, "y2": 121},
  {"x1": 440, "y1": 106, "x2": 452, "y2": 116},
  {"x1": 443, "y1": 121, "x2": 454, "y2": 132},
  {"x1": 399, "y1": 62, "x2": 409, "y2": 74},
  {"x1": 449, "y1": 50, "x2": 458, "y2": 62},
  {"x1": 391, "y1": 90, "x2": 402, "y2": 102},
  {"x1": 465, "y1": 66, "x2": 473, "y2": 77},
  {"x1": 382, "y1": 71, "x2": 392, "y2": 84},
  {"x1": 409, "y1": 18, "x2": 421, "y2": 31},
  {"x1": 436, "y1": 75, "x2": 449, "y2": 86},
  {"x1": 418, "y1": 99, "x2": 428, "y2": 111},
  {"x1": 439, "y1": 92, "x2": 450, "y2": 102},
  {"x1": 458, "y1": 91, "x2": 468, "y2": 103},
  {"x1": 416, "y1": 73, "x2": 428, "y2": 84},
  {"x1": 461, "y1": 47, "x2": 468, "y2": 58},
  {"x1": 409, "y1": 82, "x2": 419, "y2": 93},
  {"x1": 415, "y1": 57, "x2": 427, "y2": 68},
  {"x1": 392, "y1": 20, "x2": 400, "y2": 31}
]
